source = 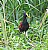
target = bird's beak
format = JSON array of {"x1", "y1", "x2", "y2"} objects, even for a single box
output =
[{"x1": 26, "y1": 13, "x2": 30, "y2": 18}]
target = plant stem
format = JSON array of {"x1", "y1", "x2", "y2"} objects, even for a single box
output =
[{"x1": 2, "y1": 0, "x2": 7, "y2": 46}]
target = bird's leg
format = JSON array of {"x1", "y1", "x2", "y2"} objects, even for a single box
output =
[
  {"x1": 25, "y1": 31, "x2": 32, "y2": 42},
  {"x1": 26, "y1": 31, "x2": 28, "y2": 37},
  {"x1": 24, "y1": 31, "x2": 28, "y2": 38}
]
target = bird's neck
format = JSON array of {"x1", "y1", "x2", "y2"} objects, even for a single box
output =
[{"x1": 23, "y1": 17, "x2": 27, "y2": 23}]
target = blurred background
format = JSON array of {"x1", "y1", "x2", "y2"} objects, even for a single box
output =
[{"x1": 0, "y1": 0, "x2": 48, "y2": 50}]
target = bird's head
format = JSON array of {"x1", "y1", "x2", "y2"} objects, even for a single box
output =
[{"x1": 23, "y1": 12, "x2": 30, "y2": 18}]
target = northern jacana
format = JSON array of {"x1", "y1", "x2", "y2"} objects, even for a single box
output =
[{"x1": 19, "y1": 12, "x2": 30, "y2": 32}]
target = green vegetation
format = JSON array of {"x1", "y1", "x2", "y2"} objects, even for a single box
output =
[{"x1": 0, "y1": 0, "x2": 48, "y2": 50}]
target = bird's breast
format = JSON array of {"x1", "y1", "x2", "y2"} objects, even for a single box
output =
[{"x1": 19, "y1": 22, "x2": 29, "y2": 32}]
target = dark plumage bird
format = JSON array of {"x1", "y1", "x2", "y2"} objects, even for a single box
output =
[{"x1": 19, "y1": 12, "x2": 30, "y2": 32}]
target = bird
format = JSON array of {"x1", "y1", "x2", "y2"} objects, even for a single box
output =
[{"x1": 19, "y1": 12, "x2": 30, "y2": 32}]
